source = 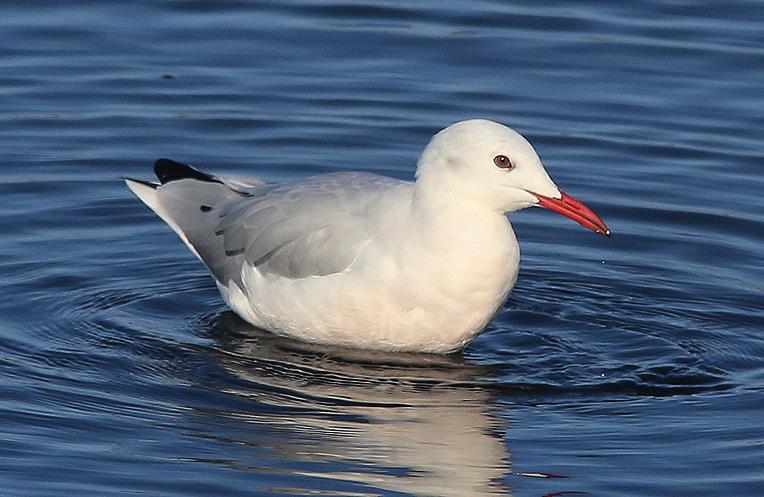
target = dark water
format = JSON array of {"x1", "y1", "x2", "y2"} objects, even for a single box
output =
[{"x1": 1, "y1": 1, "x2": 762, "y2": 495}]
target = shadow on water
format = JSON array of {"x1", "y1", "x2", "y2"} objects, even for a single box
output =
[
  {"x1": 182, "y1": 308, "x2": 735, "y2": 496},
  {"x1": 190, "y1": 311, "x2": 513, "y2": 497}
]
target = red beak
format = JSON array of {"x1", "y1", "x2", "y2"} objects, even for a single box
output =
[{"x1": 533, "y1": 191, "x2": 610, "y2": 236}]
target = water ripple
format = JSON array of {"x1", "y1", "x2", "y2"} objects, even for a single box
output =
[{"x1": 1, "y1": 0, "x2": 763, "y2": 495}]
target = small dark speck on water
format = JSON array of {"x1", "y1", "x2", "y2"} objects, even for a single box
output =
[{"x1": 0, "y1": 1, "x2": 762, "y2": 497}]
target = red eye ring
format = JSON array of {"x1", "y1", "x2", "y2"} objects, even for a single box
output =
[{"x1": 493, "y1": 154, "x2": 513, "y2": 169}]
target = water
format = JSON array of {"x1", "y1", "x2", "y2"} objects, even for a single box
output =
[{"x1": 1, "y1": 1, "x2": 762, "y2": 495}]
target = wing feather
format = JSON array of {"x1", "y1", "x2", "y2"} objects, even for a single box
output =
[{"x1": 215, "y1": 172, "x2": 403, "y2": 280}]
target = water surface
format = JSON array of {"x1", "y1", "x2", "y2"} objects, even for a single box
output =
[{"x1": 1, "y1": 1, "x2": 762, "y2": 496}]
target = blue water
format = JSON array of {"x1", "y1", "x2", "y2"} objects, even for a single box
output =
[{"x1": 1, "y1": 1, "x2": 762, "y2": 496}]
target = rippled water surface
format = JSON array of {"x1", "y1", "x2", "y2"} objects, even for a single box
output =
[{"x1": 1, "y1": 1, "x2": 763, "y2": 496}]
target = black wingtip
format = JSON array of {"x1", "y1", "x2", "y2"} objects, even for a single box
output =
[{"x1": 154, "y1": 158, "x2": 222, "y2": 185}]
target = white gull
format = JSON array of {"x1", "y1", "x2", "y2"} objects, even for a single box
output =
[{"x1": 126, "y1": 119, "x2": 609, "y2": 353}]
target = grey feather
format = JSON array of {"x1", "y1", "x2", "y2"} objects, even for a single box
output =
[
  {"x1": 216, "y1": 172, "x2": 403, "y2": 279},
  {"x1": 129, "y1": 168, "x2": 407, "y2": 283}
]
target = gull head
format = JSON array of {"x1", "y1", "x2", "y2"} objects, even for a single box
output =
[{"x1": 415, "y1": 119, "x2": 610, "y2": 236}]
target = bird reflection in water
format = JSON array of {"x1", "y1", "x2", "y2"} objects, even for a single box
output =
[{"x1": 193, "y1": 311, "x2": 512, "y2": 497}]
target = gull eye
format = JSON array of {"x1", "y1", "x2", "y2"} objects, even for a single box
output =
[{"x1": 493, "y1": 154, "x2": 513, "y2": 169}]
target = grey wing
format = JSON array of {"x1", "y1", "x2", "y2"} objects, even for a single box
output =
[{"x1": 216, "y1": 172, "x2": 402, "y2": 280}]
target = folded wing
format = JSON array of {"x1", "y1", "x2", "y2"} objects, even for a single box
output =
[{"x1": 216, "y1": 172, "x2": 403, "y2": 281}]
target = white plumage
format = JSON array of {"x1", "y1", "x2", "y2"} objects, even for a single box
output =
[{"x1": 126, "y1": 119, "x2": 609, "y2": 353}]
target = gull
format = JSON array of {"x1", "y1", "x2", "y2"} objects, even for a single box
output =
[{"x1": 126, "y1": 119, "x2": 609, "y2": 353}]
